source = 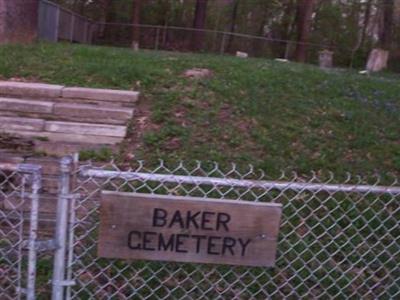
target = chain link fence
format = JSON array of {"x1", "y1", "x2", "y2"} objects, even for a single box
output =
[
  {"x1": 53, "y1": 159, "x2": 400, "y2": 299},
  {"x1": 39, "y1": 0, "x2": 95, "y2": 44},
  {"x1": 39, "y1": 0, "x2": 352, "y2": 66},
  {"x1": 0, "y1": 157, "x2": 399, "y2": 299},
  {"x1": 0, "y1": 162, "x2": 41, "y2": 300},
  {"x1": 91, "y1": 22, "x2": 336, "y2": 64}
]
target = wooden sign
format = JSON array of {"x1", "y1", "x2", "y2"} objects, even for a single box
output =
[{"x1": 98, "y1": 192, "x2": 282, "y2": 267}]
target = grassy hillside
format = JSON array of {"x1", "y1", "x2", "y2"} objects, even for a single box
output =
[{"x1": 0, "y1": 43, "x2": 399, "y2": 176}]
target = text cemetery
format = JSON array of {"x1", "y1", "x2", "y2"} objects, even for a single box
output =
[{"x1": 98, "y1": 192, "x2": 282, "y2": 267}]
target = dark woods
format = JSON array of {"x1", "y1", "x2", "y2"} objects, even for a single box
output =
[{"x1": 51, "y1": 0, "x2": 400, "y2": 69}]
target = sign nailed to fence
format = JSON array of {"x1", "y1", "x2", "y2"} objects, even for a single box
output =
[{"x1": 98, "y1": 192, "x2": 282, "y2": 267}]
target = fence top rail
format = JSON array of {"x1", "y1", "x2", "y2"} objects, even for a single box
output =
[
  {"x1": 0, "y1": 162, "x2": 18, "y2": 171},
  {"x1": 93, "y1": 21, "x2": 344, "y2": 50},
  {"x1": 0, "y1": 162, "x2": 42, "y2": 174},
  {"x1": 41, "y1": 0, "x2": 94, "y2": 22},
  {"x1": 80, "y1": 167, "x2": 400, "y2": 195}
]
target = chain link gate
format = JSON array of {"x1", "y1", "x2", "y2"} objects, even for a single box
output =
[
  {"x1": 48, "y1": 157, "x2": 400, "y2": 300},
  {"x1": 0, "y1": 162, "x2": 42, "y2": 300}
]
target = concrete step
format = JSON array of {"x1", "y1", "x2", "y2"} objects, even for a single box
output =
[
  {"x1": 0, "y1": 116, "x2": 45, "y2": 131},
  {"x1": 57, "y1": 98, "x2": 136, "y2": 108},
  {"x1": 62, "y1": 87, "x2": 139, "y2": 103},
  {"x1": 1, "y1": 117, "x2": 125, "y2": 141},
  {"x1": 34, "y1": 141, "x2": 114, "y2": 156},
  {"x1": 0, "y1": 151, "x2": 25, "y2": 164},
  {"x1": 0, "y1": 81, "x2": 139, "y2": 156},
  {"x1": 0, "y1": 97, "x2": 54, "y2": 113},
  {"x1": 0, "y1": 81, "x2": 63, "y2": 98},
  {"x1": 5, "y1": 130, "x2": 123, "y2": 144},
  {"x1": 54, "y1": 103, "x2": 134, "y2": 125},
  {"x1": 45, "y1": 121, "x2": 126, "y2": 137},
  {"x1": 0, "y1": 105, "x2": 133, "y2": 125},
  {"x1": 0, "y1": 81, "x2": 139, "y2": 105}
]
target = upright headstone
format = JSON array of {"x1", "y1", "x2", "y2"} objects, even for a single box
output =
[
  {"x1": 0, "y1": 0, "x2": 39, "y2": 44},
  {"x1": 318, "y1": 50, "x2": 333, "y2": 69},
  {"x1": 131, "y1": 41, "x2": 139, "y2": 51},
  {"x1": 366, "y1": 48, "x2": 389, "y2": 72},
  {"x1": 236, "y1": 51, "x2": 248, "y2": 58}
]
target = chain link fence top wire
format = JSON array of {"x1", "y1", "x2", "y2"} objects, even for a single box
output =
[
  {"x1": 63, "y1": 160, "x2": 400, "y2": 300},
  {"x1": 0, "y1": 168, "x2": 32, "y2": 300}
]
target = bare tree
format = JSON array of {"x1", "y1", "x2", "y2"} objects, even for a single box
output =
[
  {"x1": 131, "y1": 0, "x2": 141, "y2": 50},
  {"x1": 226, "y1": 0, "x2": 240, "y2": 53},
  {"x1": 97, "y1": 0, "x2": 112, "y2": 39},
  {"x1": 191, "y1": 0, "x2": 208, "y2": 51},
  {"x1": 366, "y1": 0, "x2": 394, "y2": 71},
  {"x1": 349, "y1": 0, "x2": 373, "y2": 67},
  {"x1": 281, "y1": 0, "x2": 296, "y2": 58},
  {"x1": 293, "y1": 0, "x2": 315, "y2": 62},
  {"x1": 380, "y1": 0, "x2": 394, "y2": 50},
  {"x1": 360, "y1": 0, "x2": 373, "y2": 48}
]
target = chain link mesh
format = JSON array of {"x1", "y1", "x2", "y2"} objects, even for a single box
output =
[
  {"x1": 66, "y1": 161, "x2": 400, "y2": 299},
  {"x1": 0, "y1": 167, "x2": 32, "y2": 300}
]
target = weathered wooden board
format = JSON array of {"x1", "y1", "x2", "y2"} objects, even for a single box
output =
[{"x1": 98, "y1": 192, "x2": 282, "y2": 267}]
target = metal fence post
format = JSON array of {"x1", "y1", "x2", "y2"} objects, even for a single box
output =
[
  {"x1": 84, "y1": 21, "x2": 88, "y2": 44},
  {"x1": 70, "y1": 14, "x2": 75, "y2": 42},
  {"x1": 54, "y1": 4, "x2": 60, "y2": 42},
  {"x1": 52, "y1": 156, "x2": 72, "y2": 300},
  {"x1": 26, "y1": 166, "x2": 42, "y2": 300},
  {"x1": 220, "y1": 33, "x2": 226, "y2": 55},
  {"x1": 155, "y1": 27, "x2": 160, "y2": 51},
  {"x1": 13, "y1": 163, "x2": 43, "y2": 300}
]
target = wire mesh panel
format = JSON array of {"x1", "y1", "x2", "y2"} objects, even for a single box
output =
[
  {"x1": 58, "y1": 8, "x2": 74, "y2": 41},
  {"x1": 0, "y1": 164, "x2": 41, "y2": 300},
  {"x1": 73, "y1": 16, "x2": 89, "y2": 44},
  {"x1": 38, "y1": 0, "x2": 59, "y2": 42},
  {"x1": 39, "y1": 0, "x2": 93, "y2": 44},
  {"x1": 65, "y1": 161, "x2": 400, "y2": 299}
]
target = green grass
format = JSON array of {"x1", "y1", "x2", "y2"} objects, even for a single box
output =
[
  {"x1": 0, "y1": 42, "x2": 399, "y2": 176},
  {"x1": 0, "y1": 42, "x2": 398, "y2": 297}
]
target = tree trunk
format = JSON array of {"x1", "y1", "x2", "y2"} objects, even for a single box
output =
[
  {"x1": 280, "y1": 0, "x2": 296, "y2": 58},
  {"x1": 293, "y1": 0, "x2": 315, "y2": 62},
  {"x1": 380, "y1": 0, "x2": 394, "y2": 50},
  {"x1": 252, "y1": 9, "x2": 269, "y2": 57},
  {"x1": 360, "y1": 0, "x2": 373, "y2": 48},
  {"x1": 0, "y1": 0, "x2": 38, "y2": 44},
  {"x1": 349, "y1": 1, "x2": 367, "y2": 67},
  {"x1": 98, "y1": 0, "x2": 112, "y2": 39},
  {"x1": 366, "y1": 0, "x2": 394, "y2": 72},
  {"x1": 191, "y1": 0, "x2": 208, "y2": 51},
  {"x1": 131, "y1": 0, "x2": 141, "y2": 50},
  {"x1": 226, "y1": 0, "x2": 239, "y2": 53}
]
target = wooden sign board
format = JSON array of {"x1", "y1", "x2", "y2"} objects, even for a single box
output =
[{"x1": 98, "y1": 192, "x2": 282, "y2": 267}]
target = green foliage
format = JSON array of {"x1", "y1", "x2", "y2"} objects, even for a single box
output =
[
  {"x1": 79, "y1": 147, "x2": 113, "y2": 162},
  {"x1": 0, "y1": 43, "x2": 399, "y2": 176},
  {"x1": 49, "y1": 0, "x2": 397, "y2": 67}
]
